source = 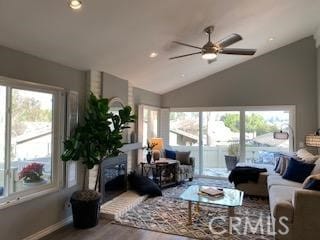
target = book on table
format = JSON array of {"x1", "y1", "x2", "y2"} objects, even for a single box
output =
[{"x1": 199, "y1": 187, "x2": 224, "y2": 197}]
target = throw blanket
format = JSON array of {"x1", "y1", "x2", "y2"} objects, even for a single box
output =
[{"x1": 228, "y1": 166, "x2": 267, "y2": 186}]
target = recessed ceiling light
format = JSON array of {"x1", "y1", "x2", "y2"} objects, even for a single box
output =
[
  {"x1": 269, "y1": 37, "x2": 275, "y2": 41},
  {"x1": 181, "y1": 74, "x2": 185, "y2": 77},
  {"x1": 68, "y1": 0, "x2": 82, "y2": 10},
  {"x1": 149, "y1": 52, "x2": 158, "y2": 58}
]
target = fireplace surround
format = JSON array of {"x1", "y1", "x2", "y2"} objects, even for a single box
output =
[{"x1": 100, "y1": 154, "x2": 128, "y2": 203}]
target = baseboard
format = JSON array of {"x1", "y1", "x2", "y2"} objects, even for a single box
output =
[{"x1": 23, "y1": 216, "x2": 73, "y2": 240}]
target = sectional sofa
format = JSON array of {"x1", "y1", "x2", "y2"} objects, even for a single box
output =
[{"x1": 236, "y1": 153, "x2": 320, "y2": 240}]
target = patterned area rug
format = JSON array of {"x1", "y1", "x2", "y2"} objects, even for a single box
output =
[{"x1": 116, "y1": 178, "x2": 274, "y2": 240}]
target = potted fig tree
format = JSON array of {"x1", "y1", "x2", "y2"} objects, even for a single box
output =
[{"x1": 61, "y1": 93, "x2": 135, "y2": 229}]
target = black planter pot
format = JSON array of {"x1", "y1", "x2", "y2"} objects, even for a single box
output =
[
  {"x1": 146, "y1": 152, "x2": 152, "y2": 163},
  {"x1": 70, "y1": 190, "x2": 101, "y2": 229}
]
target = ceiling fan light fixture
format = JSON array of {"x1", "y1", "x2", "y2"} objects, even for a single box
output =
[
  {"x1": 68, "y1": 0, "x2": 82, "y2": 10},
  {"x1": 202, "y1": 53, "x2": 217, "y2": 60}
]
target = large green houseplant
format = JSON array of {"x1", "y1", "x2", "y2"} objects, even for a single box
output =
[{"x1": 61, "y1": 93, "x2": 135, "y2": 228}]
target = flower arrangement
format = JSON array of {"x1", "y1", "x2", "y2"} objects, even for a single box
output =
[
  {"x1": 144, "y1": 140, "x2": 157, "y2": 153},
  {"x1": 19, "y1": 163, "x2": 44, "y2": 183},
  {"x1": 143, "y1": 140, "x2": 158, "y2": 163}
]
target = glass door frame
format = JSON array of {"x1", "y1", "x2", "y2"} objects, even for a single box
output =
[{"x1": 169, "y1": 105, "x2": 296, "y2": 177}]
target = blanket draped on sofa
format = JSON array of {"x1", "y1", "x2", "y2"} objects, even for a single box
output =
[{"x1": 228, "y1": 166, "x2": 267, "y2": 185}]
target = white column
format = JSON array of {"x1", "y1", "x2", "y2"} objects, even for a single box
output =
[{"x1": 87, "y1": 70, "x2": 103, "y2": 190}]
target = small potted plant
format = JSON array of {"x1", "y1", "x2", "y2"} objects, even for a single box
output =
[
  {"x1": 144, "y1": 140, "x2": 157, "y2": 163},
  {"x1": 225, "y1": 143, "x2": 240, "y2": 171},
  {"x1": 19, "y1": 163, "x2": 46, "y2": 185}
]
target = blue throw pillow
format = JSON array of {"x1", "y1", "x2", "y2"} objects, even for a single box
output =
[
  {"x1": 303, "y1": 179, "x2": 320, "y2": 191},
  {"x1": 165, "y1": 149, "x2": 176, "y2": 159},
  {"x1": 282, "y1": 158, "x2": 315, "y2": 183}
]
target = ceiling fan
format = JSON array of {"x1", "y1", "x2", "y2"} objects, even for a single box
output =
[{"x1": 169, "y1": 26, "x2": 256, "y2": 64}]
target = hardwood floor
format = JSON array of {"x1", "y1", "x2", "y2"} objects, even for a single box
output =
[{"x1": 41, "y1": 219, "x2": 194, "y2": 240}]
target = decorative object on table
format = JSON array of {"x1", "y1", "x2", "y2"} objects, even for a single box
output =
[
  {"x1": 273, "y1": 123, "x2": 295, "y2": 150},
  {"x1": 199, "y1": 187, "x2": 224, "y2": 197},
  {"x1": 305, "y1": 129, "x2": 320, "y2": 147},
  {"x1": 224, "y1": 143, "x2": 240, "y2": 171},
  {"x1": 150, "y1": 138, "x2": 164, "y2": 161},
  {"x1": 144, "y1": 140, "x2": 157, "y2": 163},
  {"x1": 19, "y1": 163, "x2": 45, "y2": 184},
  {"x1": 61, "y1": 92, "x2": 135, "y2": 229}
]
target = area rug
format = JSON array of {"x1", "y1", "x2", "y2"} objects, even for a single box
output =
[{"x1": 116, "y1": 178, "x2": 274, "y2": 240}]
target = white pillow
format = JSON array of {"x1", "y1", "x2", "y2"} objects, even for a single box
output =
[{"x1": 296, "y1": 149, "x2": 318, "y2": 163}]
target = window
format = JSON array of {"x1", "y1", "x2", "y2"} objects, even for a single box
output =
[
  {"x1": 169, "y1": 112, "x2": 200, "y2": 174},
  {"x1": 138, "y1": 105, "x2": 159, "y2": 145},
  {"x1": 0, "y1": 78, "x2": 62, "y2": 206},
  {"x1": 169, "y1": 106, "x2": 295, "y2": 177},
  {"x1": 245, "y1": 110, "x2": 290, "y2": 163}
]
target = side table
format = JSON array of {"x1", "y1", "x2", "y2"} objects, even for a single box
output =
[{"x1": 140, "y1": 159, "x2": 178, "y2": 188}]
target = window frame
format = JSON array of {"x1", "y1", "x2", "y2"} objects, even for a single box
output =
[{"x1": 0, "y1": 76, "x2": 65, "y2": 208}]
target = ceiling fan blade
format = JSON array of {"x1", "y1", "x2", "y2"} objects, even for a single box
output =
[
  {"x1": 207, "y1": 58, "x2": 217, "y2": 64},
  {"x1": 216, "y1": 34, "x2": 242, "y2": 48},
  {"x1": 220, "y1": 48, "x2": 256, "y2": 55},
  {"x1": 172, "y1": 41, "x2": 203, "y2": 50},
  {"x1": 169, "y1": 52, "x2": 202, "y2": 60}
]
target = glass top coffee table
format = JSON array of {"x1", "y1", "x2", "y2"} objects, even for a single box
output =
[{"x1": 179, "y1": 185, "x2": 244, "y2": 228}]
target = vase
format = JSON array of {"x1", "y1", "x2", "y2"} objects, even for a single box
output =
[{"x1": 146, "y1": 152, "x2": 152, "y2": 164}]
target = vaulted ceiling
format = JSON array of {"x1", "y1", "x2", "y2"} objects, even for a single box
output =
[{"x1": 0, "y1": 0, "x2": 320, "y2": 93}]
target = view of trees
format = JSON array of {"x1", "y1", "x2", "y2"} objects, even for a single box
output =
[
  {"x1": 11, "y1": 91, "x2": 52, "y2": 137},
  {"x1": 222, "y1": 113, "x2": 279, "y2": 135}
]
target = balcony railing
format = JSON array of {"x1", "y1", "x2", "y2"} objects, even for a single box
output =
[{"x1": 171, "y1": 145, "x2": 283, "y2": 176}]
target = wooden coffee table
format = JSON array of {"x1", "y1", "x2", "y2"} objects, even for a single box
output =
[{"x1": 179, "y1": 185, "x2": 243, "y2": 233}]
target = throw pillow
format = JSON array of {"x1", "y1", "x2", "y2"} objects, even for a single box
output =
[
  {"x1": 176, "y1": 151, "x2": 191, "y2": 165},
  {"x1": 275, "y1": 156, "x2": 283, "y2": 173},
  {"x1": 311, "y1": 158, "x2": 320, "y2": 175},
  {"x1": 282, "y1": 158, "x2": 315, "y2": 183},
  {"x1": 165, "y1": 149, "x2": 176, "y2": 160},
  {"x1": 296, "y1": 148, "x2": 318, "y2": 163},
  {"x1": 302, "y1": 174, "x2": 320, "y2": 187},
  {"x1": 302, "y1": 174, "x2": 320, "y2": 191},
  {"x1": 274, "y1": 157, "x2": 280, "y2": 171},
  {"x1": 128, "y1": 172, "x2": 162, "y2": 197},
  {"x1": 280, "y1": 157, "x2": 289, "y2": 176}
]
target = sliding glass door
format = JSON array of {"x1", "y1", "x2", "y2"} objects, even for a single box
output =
[
  {"x1": 169, "y1": 106, "x2": 294, "y2": 178},
  {"x1": 202, "y1": 111, "x2": 240, "y2": 177},
  {"x1": 0, "y1": 86, "x2": 5, "y2": 196},
  {"x1": 169, "y1": 112, "x2": 200, "y2": 174}
]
